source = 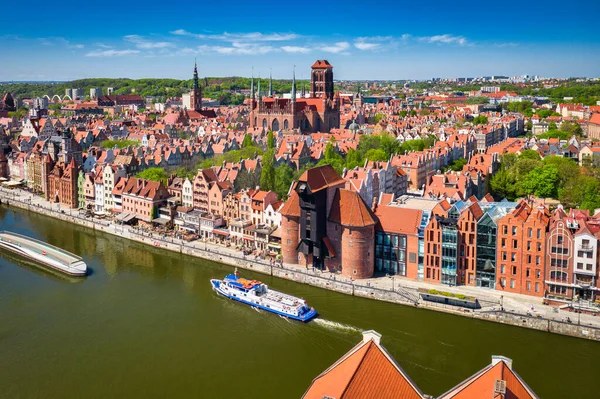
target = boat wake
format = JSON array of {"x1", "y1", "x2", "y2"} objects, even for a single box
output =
[{"x1": 313, "y1": 318, "x2": 362, "y2": 333}]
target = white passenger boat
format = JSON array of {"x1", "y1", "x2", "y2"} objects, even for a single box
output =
[{"x1": 210, "y1": 269, "x2": 317, "y2": 322}]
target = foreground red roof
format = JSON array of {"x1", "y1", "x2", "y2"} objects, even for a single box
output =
[{"x1": 302, "y1": 331, "x2": 424, "y2": 399}]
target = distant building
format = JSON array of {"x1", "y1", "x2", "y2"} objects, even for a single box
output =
[
  {"x1": 90, "y1": 88, "x2": 102, "y2": 100},
  {"x1": 249, "y1": 60, "x2": 341, "y2": 133},
  {"x1": 97, "y1": 95, "x2": 144, "y2": 107}
]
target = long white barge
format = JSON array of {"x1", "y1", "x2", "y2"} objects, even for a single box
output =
[{"x1": 0, "y1": 231, "x2": 87, "y2": 277}]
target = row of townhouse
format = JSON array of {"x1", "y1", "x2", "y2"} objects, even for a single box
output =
[{"x1": 280, "y1": 165, "x2": 600, "y2": 305}]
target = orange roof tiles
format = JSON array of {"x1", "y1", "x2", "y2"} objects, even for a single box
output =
[
  {"x1": 303, "y1": 333, "x2": 423, "y2": 399},
  {"x1": 299, "y1": 164, "x2": 346, "y2": 193},
  {"x1": 328, "y1": 189, "x2": 377, "y2": 228},
  {"x1": 438, "y1": 357, "x2": 538, "y2": 399}
]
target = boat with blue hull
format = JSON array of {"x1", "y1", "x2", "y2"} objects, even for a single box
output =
[{"x1": 210, "y1": 269, "x2": 317, "y2": 322}]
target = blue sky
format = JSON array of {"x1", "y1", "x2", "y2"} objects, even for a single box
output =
[{"x1": 1, "y1": 0, "x2": 599, "y2": 81}]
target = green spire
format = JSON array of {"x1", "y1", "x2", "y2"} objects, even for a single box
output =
[
  {"x1": 193, "y1": 58, "x2": 199, "y2": 90},
  {"x1": 291, "y1": 66, "x2": 296, "y2": 101},
  {"x1": 251, "y1": 68, "x2": 254, "y2": 101},
  {"x1": 257, "y1": 74, "x2": 261, "y2": 101}
]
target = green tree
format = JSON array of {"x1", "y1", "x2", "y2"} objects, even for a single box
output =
[
  {"x1": 345, "y1": 148, "x2": 364, "y2": 169},
  {"x1": 136, "y1": 167, "x2": 168, "y2": 184},
  {"x1": 379, "y1": 133, "x2": 400, "y2": 158},
  {"x1": 101, "y1": 139, "x2": 140, "y2": 149},
  {"x1": 559, "y1": 121, "x2": 583, "y2": 136},
  {"x1": 519, "y1": 165, "x2": 559, "y2": 198},
  {"x1": 274, "y1": 163, "x2": 294, "y2": 199},
  {"x1": 446, "y1": 158, "x2": 467, "y2": 172},
  {"x1": 490, "y1": 169, "x2": 518, "y2": 200},
  {"x1": 260, "y1": 149, "x2": 276, "y2": 191},
  {"x1": 241, "y1": 134, "x2": 254, "y2": 148},
  {"x1": 466, "y1": 96, "x2": 490, "y2": 104},
  {"x1": 472, "y1": 115, "x2": 489, "y2": 125},
  {"x1": 519, "y1": 150, "x2": 542, "y2": 161},
  {"x1": 267, "y1": 131, "x2": 275, "y2": 150},
  {"x1": 364, "y1": 148, "x2": 388, "y2": 161}
]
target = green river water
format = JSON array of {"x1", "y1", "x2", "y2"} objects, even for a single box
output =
[{"x1": 0, "y1": 206, "x2": 599, "y2": 398}]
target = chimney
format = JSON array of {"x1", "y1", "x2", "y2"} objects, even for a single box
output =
[
  {"x1": 362, "y1": 330, "x2": 381, "y2": 345},
  {"x1": 371, "y1": 197, "x2": 378, "y2": 213},
  {"x1": 491, "y1": 355, "x2": 513, "y2": 370}
]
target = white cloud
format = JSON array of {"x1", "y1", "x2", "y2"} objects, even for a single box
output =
[
  {"x1": 170, "y1": 29, "x2": 299, "y2": 42},
  {"x1": 198, "y1": 42, "x2": 275, "y2": 55},
  {"x1": 281, "y1": 45, "x2": 311, "y2": 54},
  {"x1": 319, "y1": 41, "x2": 350, "y2": 54},
  {"x1": 171, "y1": 29, "x2": 190, "y2": 36},
  {"x1": 124, "y1": 35, "x2": 174, "y2": 49},
  {"x1": 354, "y1": 42, "x2": 380, "y2": 51},
  {"x1": 37, "y1": 37, "x2": 83, "y2": 49},
  {"x1": 85, "y1": 49, "x2": 140, "y2": 57},
  {"x1": 421, "y1": 34, "x2": 468, "y2": 46}
]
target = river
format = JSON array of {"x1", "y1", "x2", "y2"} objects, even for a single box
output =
[{"x1": 0, "y1": 206, "x2": 599, "y2": 398}]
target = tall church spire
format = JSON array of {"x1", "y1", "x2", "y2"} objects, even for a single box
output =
[
  {"x1": 257, "y1": 73, "x2": 262, "y2": 102},
  {"x1": 251, "y1": 67, "x2": 255, "y2": 101},
  {"x1": 291, "y1": 67, "x2": 297, "y2": 102},
  {"x1": 193, "y1": 58, "x2": 199, "y2": 90},
  {"x1": 269, "y1": 69, "x2": 273, "y2": 97}
]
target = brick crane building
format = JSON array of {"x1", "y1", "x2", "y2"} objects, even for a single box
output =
[{"x1": 280, "y1": 165, "x2": 376, "y2": 278}]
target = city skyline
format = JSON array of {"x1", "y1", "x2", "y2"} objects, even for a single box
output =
[{"x1": 2, "y1": 0, "x2": 600, "y2": 81}]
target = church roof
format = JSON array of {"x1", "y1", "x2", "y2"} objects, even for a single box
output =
[{"x1": 311, "y1": 60, "x2": 333, "y2": 69}]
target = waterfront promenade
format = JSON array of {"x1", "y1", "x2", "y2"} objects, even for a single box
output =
[{"x1": 1, "y1": 186, "x2": 599, "y2": 341}]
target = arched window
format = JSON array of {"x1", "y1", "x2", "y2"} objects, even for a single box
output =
[
  {"x1": 254, "y1": 117, "x2": 257, "y2": 126},
  {"x1": 283, "y1": 119, "x2": 289, "y2": 130},
  {"x1": 272, "y1": 119, "x2": 279, "y2": 131},
  {"x1": 304, "y1": 119, "x2": 310, "y2": 129},
  {"x1": 262, "y1": 119, "x2": 267, "y2": 129}
]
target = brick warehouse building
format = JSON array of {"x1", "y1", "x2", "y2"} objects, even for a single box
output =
[
  {"x1": 496, "y1": 200, "x2": 549, "y2": 297},
  {"x1": 249, "y1": 60, "x2": 341, "y2": 133},
  {"x1": 280, "y1": 165, "x2": 376, "y2": 278}
]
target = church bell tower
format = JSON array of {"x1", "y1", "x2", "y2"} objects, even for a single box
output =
[{"x1": 190, "y1": 59, "x2": 203, "y2": 112}]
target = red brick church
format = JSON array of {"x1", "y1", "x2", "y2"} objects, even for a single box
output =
[{"x1": 249, "y1": 60, "x2": 341, "y2": 133}]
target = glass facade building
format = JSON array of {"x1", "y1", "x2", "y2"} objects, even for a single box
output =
[
  {"x1": 375, "y1": 231, "x2": 407, "y2": 275},
  {"x1": 441, "y1": 226, "x2": 458, "y2": 285},
  {"x1": 476, "y1": 213, "x2": 497, "y2": 288}
]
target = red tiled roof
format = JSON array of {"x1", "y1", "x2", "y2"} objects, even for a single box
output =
[
  {"x1": 303, "y1": 334, "x2": 423, "y2": 399},
  {"x1": 298, "y1": 164, "x2": 345, "y2": 193},
  {"x1": 311, "y1": 60, "x2": 333, "y2": 69},
  {"x1": 328, "y1": 189, "x2": 377, "y2": 228},
  {"x1": 279, "y1": 189, "x2": 301, "y2": 217},
  {"x1": 438, "y1": 358, "x2": 538, "y2": 399},
  {"x1": 375, "y1": 205, "x2": 422, "y2": 235}
]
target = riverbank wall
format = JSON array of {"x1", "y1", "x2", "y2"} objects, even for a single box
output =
[{"x1": 2, "y1": 195, "x2": 600, "y2": 342}]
